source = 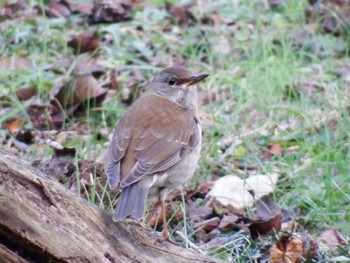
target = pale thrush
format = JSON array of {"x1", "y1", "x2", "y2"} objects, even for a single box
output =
[{"x1": 105, "y1": 66, "x2": 209, "y2": 240}]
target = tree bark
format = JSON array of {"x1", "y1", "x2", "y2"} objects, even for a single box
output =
[{"x1": 0, "y1": 152, "x2": 223, "y2": 263}]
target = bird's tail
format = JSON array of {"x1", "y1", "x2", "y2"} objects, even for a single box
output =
[{"x1": 113, "y1": 182, "x2": 149, "y2": 220}]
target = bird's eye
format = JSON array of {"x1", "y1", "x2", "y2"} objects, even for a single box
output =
[{"x1": 168, "y1": 78, "x2": 176, "y2": 86}]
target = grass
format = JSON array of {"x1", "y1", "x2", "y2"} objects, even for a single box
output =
[{"x1": 1, "y1": 0, "x2": 350, "y2": 261}]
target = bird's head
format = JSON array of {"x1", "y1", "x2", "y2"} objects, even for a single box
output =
[{"x1": 148, "y1": 66, "x2": 209, "y2": 109}]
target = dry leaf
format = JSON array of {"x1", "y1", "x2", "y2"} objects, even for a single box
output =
[
  {"x1": 318, "y1": 229, "x2": 347, "y2": 251},
  {"x1": 255, "y1": 196, "x2": 279, "y2": 219},
  {"x1": 245, "y1": 173, "x2": 280, "y2": 200},
  {"x1": 74, "y1": 56, "x2": 108, "y2": 76},
  {"x1": 270, "y1": 235, "x2": 304, "y2": 263},
  {"x1": 26, "y1": 102, "x2": 58, "y2": 129},
  {"x1": 74, "y1": 75, "x2": 107, "y2": 101},
  {"x1": 44, "y1": 0, "x2": 71, "y2": 17},
  {"x1": 54, "y1": 75, "x2": 107, "y2": 108},
  {"x1": 249, "y1": 212, "x2": 282, "y2": 238},
  {"x1": 2, "y1": 118, "x2": 25, "y2": 133},
  {"x1": 68, "y1": 31, "x2": 100, "y2": 54},
  {"x1": 16, "y1": 87, "x2": 37, "y2": 101},
  {"x1": 71, "y1": 3, "x2": 94, "y2": 15},
  {"x1": 165, "y1": 2, "x2": 196, "y2": 26},
  {"x1": 193, "y1": 217, "x2": 220, "y2": 232},
  {"x1": 90, "y1": 2, "x2": 131, "y2": 23},
  {"x1": 208, "y1": 175, "x2": 254, "y2": 208},
  {"x1": 207, "y1": 173, "x2": 279, "y2": 209},
  {"x1": 263, "y1": 143, "x2": 283, "y2": 159},
  {"x1": 270, "y1": 144, "x2": 283, "y2": 155},
  {"x1": 0, "y1": 57, "x2": 33, "y2": 70},
  {"x1": 188, "y1": 203, "x2": 214, "y2": 222},
  {"x1": 0, "y1": 0, "x2": 28, "y2": 20},
  {"x1": 218, "y1": 214, "x2": 239, "y2": 232}
]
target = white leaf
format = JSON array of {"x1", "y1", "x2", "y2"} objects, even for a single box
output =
[{"x1": 207, "y1": 173, "x2": 279, "y2": 209}]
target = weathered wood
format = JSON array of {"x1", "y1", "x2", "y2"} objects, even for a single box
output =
[{"x1": 0, "y1": 152, "x2": 222, "y2": 263}]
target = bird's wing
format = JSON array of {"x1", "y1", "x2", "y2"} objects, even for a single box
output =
[
  {"x1": 106, "y1": 94, "x2": 200, "y2": 189},
  {"x1": 106, "y1": 127, "x2": 133, "y2": 188}
]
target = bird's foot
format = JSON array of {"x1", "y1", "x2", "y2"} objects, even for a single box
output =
[
  {"x1": 121, "y1": 218, "x2": 153, "y2": 231},
  {"x1": 157, "y1": 229, "x2": 181, "y2": 245}
]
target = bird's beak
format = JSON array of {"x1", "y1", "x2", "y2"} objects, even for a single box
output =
[{"x1": 180, "y1": 73, "x2": 209, "y2": 86}]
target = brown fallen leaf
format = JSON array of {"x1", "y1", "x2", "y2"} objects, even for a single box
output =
[
  {"x1": 218, "y1": 214, "x2": 239, "y2": 232},
  {"x1": 263, "y1": 143, "x2": 283, "y2": 159},
  {"x1": 0, "y1": 0, "x2": 28, "y2": 20},
  {"x1": 2, "y1": 118, "x2": 25, "y2": 133},
  {"x1": 70, "y1": 55, "x2": 108, "y2": 76},
  {"x1": 193, "y1": 217, "x2": 220, "y2": 232},
  {"x1": 16, "y1": 87, "x2": 37, "y2": 101},
  {"x1": 200, "y1": 14, "x2": 235, "y2": 26},
  {"x1": 68, "y1": 31, "x2": 100, "y2": 54},
  {"x1": 71, "y1": 3, "x2": 94, "y2": 15},
  {"x1": 248, "y1": 196, "x2": 284, "y2": 238},
  {"x1": 318, "y1": 229, "x2": 347, "y2": 251},
  {"x1": 0, "y1": 57, "x2": 33, "y2": 70},
  {"x1": 44, "y1": 0, "x2": 71, "y2": 17},
  {"x1": 208, "y1": 198, "x2": 245, "y2": 218},
  {"x1": 270, "y1": 144, "x2": 283, "y2": 155},
  {"x1": 270, "y1": 235, "x2": 304, "y2": 263},
  {"x1": 249, "y1": 212, "x2": 282, "y2": 238},
  {"x1": 280, "y1": 209, "x2": 295, "y2": 232},
  {"x1": 90, "y1": 2, "x2": 132, "y2": 23},
  {"x1": 54, "y1": 75, "x2": 107, "y2": 108},
  {"x1": 188, "y1": 203, "x2": 214, "y2": 222},
  {"x1": 194, "y1": 228, "x2": 211, "y2": 243},
  {"x1": 255, "y1": 195, "x2": 279, "y2": 219},
  {"x1": 74, "y1": 75, "x2": 107, "y2": 102},
  {"x1": 165, "y1": 2, "x2": 196, "y2": 26},
  {"x1": 26, "y1": 102, "x2": 59, "y2": 130}
]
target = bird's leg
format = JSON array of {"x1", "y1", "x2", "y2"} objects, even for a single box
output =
[
  {"x1": 158, "y1": 193, "x2": 182, "y2": 245},
  {"x1": 159, "y1": 194, "x2": 171, "y2": 241}
]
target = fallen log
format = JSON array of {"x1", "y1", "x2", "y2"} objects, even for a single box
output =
[{"x1": 0, "y1": 152, "x2": 223, "y2": 263}]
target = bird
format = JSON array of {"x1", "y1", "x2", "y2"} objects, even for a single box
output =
[{"x1": 105, "y1": 66, "x2": 209, "y2": 240}]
